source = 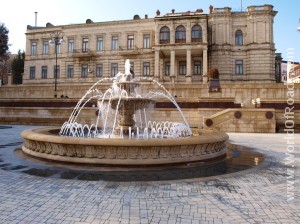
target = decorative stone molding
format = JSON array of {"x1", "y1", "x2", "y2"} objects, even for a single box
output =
[
  {"x1": 205, "y1": 119, "x2": 213, "y2": 127},
  {"x1": 21, "y1": 127, "x2": 228, "y2": 165},
  {"x1": 265, "y1": 111, "x2": 273, "y2": 119},
  {"x1": 234, "y1": 111, "x2": 242, "y2": 119}
]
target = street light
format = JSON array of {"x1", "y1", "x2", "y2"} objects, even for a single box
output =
[{"x1": 49, "y1": 31, "x2": 65, "y2": 97}]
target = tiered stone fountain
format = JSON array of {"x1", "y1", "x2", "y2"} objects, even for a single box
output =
[
  {"x1": 21, "y1": 60, "x2": 228, "y2": 165},
  {"x1": 110, "y1": 73, "x2": 155, "y2": 137}
]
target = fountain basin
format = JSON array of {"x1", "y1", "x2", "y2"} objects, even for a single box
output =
[{"x1": 21, "y1": 127, "x2": 228, "y2": 165}]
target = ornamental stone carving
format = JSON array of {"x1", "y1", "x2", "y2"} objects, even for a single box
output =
[{"x1": 21, "y1": 128, "x2": 228, "y2": 165}]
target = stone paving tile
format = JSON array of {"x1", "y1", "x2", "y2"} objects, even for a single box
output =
[{"x1": 0, "y1": 126, "x2": 299, "y2": 223}]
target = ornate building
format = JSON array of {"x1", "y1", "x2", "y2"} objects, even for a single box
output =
[{"x1": 23, "y1": 4, "x2": 277, "y2": 85}]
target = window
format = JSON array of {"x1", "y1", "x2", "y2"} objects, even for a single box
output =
[
  {"x1": 67, "y1": 65, "x2": 74, "y2": 78},
  {"x1": 56, "y1": 44, "x2": 61, "y2": 54},
  {"x1": 175, "y1": 25, "x2": 186, "y2": 43},
  {"x1": 194, "y1": 61, "x2": 201, "y2": 75},
  {"x1": 235, "y1": 30, "x2": 243, "y2": 46},
  {"x1": 165, "y1": 62, "x2": 170, "y2": 76},
  {"x1": 81, "y1": 64, "x2": 88, "y2": 78},
  {"x1": 96, "y1": 36, "x2": 103, "y2": 51},
  {"x1": 31, "y1": 42, "x2": 37, "y2": 55},
  {"x1": 235, "y1": 60, "x2": 243, "y2": 75},
  {"x1": 191, "y1": 25, "x2": 202, "y2": 42},
  {"x1": 54, "y1": 65, "x2": 60, "y2": 78},
  {"x1": 41, "y1": 66, "x2": 47, "y2": 79},
  {"x1": 43, "y1": 41, "x2": 49, "y2": 54},
  {"x1": 112, "y1": 36, "x2": 118, "y2": 50},
  {"x1": 82, "y1": 38, "x2": 89, "y2": 52},
  {"x1": 160, "y1": 26, "x2": 170, "y2": 44},
  {"x1": 179, "y1": 61, "x2": 186, "y2": 75},
  {"x1": 143, "y1": 34, "x2": 150, "y2": 48},
  {"x1": 68, "y1": 39, "x2": 74, "y2": 52},
  {"x1": 111, "y1": 63, "x2": 118, "y2": 76},
  {"x1": 96, "y1": 64, "x2": 103, "y2": 77},
  {"x1": 29, "y1": 66, "x2": 35, "y2": 79},
  {"x1": 143, "y1": 62, "x2": 150, "y2": 76},
  {"x1": 130, "y1": 62, "x2": 135, "y2": 78},
  {"x1": 127, "y1": 35, "x2": 134, "y2": 49}
]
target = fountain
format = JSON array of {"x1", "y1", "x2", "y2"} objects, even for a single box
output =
[{"x1": 21, "y1": 60, "x2": 228, "y2": 165}]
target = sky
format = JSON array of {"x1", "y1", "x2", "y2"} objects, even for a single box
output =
[{"x1": 1, "y1": 0, "x2": 299, "y2": 62}]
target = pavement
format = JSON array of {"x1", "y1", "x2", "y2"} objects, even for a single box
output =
[{"x1": 0, "y1": 125, "x2": 299, "y2": 224}]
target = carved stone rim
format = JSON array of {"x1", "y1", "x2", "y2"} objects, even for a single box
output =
[
  {"x1": 21, "y1": 127, "x2": 228, "y2": 165},
  {"x1": 21, "y1": 127, "x2": 228, "y2": 147}
]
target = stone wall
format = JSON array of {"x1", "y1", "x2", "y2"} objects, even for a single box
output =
[
  {"x1": 0, "y1": 82, "x2": 299, "y2": 132},
  {"x1": 203, "y1": 108, "x2": 276, "y2": 133}
]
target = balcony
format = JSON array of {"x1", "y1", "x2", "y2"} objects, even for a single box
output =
[
  {"x1": 118, "y1": 46, "x2": 140, "y2": 55},
  {"x1": 68, "y1": 49, "x2": 95, "y2": 60}
]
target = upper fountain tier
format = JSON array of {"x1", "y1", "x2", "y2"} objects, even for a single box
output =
[{"x1": 114, "y1": 73, "x2": 140, "y2": 97}]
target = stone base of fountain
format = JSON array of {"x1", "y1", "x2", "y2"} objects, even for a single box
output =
[{"x1": 21, "y1": 127, "x2": 228, "y2": 165}]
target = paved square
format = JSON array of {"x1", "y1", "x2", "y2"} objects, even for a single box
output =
[{"x1": 0, "y1": 126, "x2": 299, "y2": 223}]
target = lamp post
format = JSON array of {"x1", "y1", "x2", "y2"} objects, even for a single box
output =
[{"x1": 49, "y1": 32, "x2": 65, "y2": 97}]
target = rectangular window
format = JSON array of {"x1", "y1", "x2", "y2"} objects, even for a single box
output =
[
  {"x1": 96, "y1": 64, "x2": 103, "y2": 77},
  {"x1": 112, "y1": 36, "x2": 118, "y2": 51},
  {"x1": 31, "y1": 42, "x2": 37, "y2": 55},
  {"x1": 179, "y1": 61, "x2": 186, "y2": 75},
  {"x1": 235, "y1": 60, "x2": 243, "y2": 75},
  {"x1": 127, "y1": 35, "x2": 134, "y2": 49},
  {"x1": 165, "y1": 62, "x2": 170, "y2": 76},
  {"x1": 82, "y1": 38, "x2": 89, "y2": 52},
  {"x1": 81, "y1": 64, "x2": 88, "y2": 78},
  {"x1": 67, "y1": 65, "x2": 74, "y2": 78},
  {"x1": 53, "y1": 65, "x2": 60, "y2": 78},
  {"x1": 111, "y1": 63, "x2": 118, "y2": 76},
  {"x1": 56, "y1": 44, "x2": 61, "y2": 54},
  {"x1": 143, "y1": 62, "x2": 150, "y2": 76},
  {"x1": 68, "y1": 39, "x2": 74, "y2": 52},
  {"x1": 143, "y1": 34, "x2": 150, "y2": 48},
  {"x1": 41, "y1": 66, "x2": 47, "y2": 79},
  {"x1": 29, "y1": 66, "x2": 35, "y2": 79},
  {"x1": 96, "y1": 36, "x2": 103, "y2": 51},
  {"x1": 130, "y1": 62, "x2": 134, "y2": 77},
  {"x1": 194, "y1": 61, "x2": 201, "y2": 75},
  {"x1": 43, "y1": 41, "x2": 49, "y2": 54}
]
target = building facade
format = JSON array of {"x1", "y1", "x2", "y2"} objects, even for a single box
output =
[{"x1": 23, "y1": 4, "x2": 277, "y2": 85}]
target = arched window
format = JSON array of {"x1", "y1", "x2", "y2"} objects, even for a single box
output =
[
  {"x1": 235, "y1": 30, "x2": 243, "y2": 46},
  {"x1": 160, "y1": 26, "x2": 170, "y2": 44},
  {"x1": 175, "y1": 25, "x2": 186, "y2": 43},
  {"x1": 191, "y1": 25, "x2": 202, "y2": 42}
]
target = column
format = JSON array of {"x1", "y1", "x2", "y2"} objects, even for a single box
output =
[
  {"x1": 170, "y1": 22, "x2": 175, "y2": 44},
  {"x1": 253, "y1": 22, "x2": 256, "y2": 43},
  {"x1": 186, "y1": 49, "x2": 192, "y2": 83},
  {"x1": 154, "y1": 50, "x2": 160, "y2": 79},
  {"x1": 155, "y1": 24, "x2": 160, "y2": 45},
  {"x1": 170, "y1": 50, "x2": 176, "y2": 83},
  {"x1": 186, "y1": 21, "x2": 191, "y2": 43},
  {"x1": 202, "y1": 49, "x2": 208, "y2": 83}
]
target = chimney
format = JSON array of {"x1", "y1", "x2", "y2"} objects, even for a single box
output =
[
  {"x1": 34, "y1": 12, "x2": 38, "y2": 27},
  {"x1": 172, "y1": 9, "x2": 175, "y2": 14}
]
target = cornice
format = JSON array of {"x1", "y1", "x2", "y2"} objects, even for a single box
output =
[{"x1": 26, "y1": 18, "x2": 155, "y2": 34}]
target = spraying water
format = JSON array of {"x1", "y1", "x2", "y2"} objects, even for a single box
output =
[{"x1": 60, "y1": 59, "x2": 192, "y2": 139}]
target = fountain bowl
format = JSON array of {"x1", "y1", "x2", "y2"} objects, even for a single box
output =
[{"x1": 21, "y1": 127, "x2": 228, "y2": 165}]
